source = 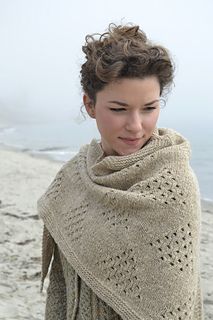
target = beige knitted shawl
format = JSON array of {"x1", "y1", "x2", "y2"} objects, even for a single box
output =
[{"x1": 37, "y1": 128, "x2": 203, "y2": 320}]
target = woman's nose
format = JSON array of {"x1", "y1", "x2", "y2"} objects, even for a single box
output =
[{"x1": 125, "y1": 112, "x2": 143, "y2": 133}]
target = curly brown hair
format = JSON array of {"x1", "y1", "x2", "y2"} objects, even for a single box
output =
[{"x1": 80, "y1": 23, "x2": 175, "y2": 104}]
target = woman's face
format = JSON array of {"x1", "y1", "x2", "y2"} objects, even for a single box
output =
[{"x1": 84, "y1": 76, "x2": 161, "y2": 156}]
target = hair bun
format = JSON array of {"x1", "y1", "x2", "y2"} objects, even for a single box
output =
[{"x1": 106, "y1": 23, "x2": 147, "y2": 43}]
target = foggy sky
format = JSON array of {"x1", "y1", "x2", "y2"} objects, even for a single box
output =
[{"x1": 0, "y1": 0, "x2": 213, "y2": 128}]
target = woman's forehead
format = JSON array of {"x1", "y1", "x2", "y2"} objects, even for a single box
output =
[{"x1": 96, "y1": 77, "x2": 161, "y2": 103}]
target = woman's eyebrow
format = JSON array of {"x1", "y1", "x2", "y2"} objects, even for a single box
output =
[
  {"x1": 108, "y1": 99, "x2": 160, "y2": 107},
  {"x1": 108, "y1": 100, "x2": 129, "y2": 106},
  {"x1": 144, "y1": 99, "x2": 160, "y2": 106}
]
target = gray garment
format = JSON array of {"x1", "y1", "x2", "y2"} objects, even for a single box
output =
[{"x1": 45, "y1": 243, "x2": 122, "y2": 320}]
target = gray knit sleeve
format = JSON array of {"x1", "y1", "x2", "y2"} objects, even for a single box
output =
[
  {"x1": 44, "y1": 245, "x2": 67, "y2": 320},
  {"x1": 58, "y1": 245, "x2": 123, "y2": 320}
]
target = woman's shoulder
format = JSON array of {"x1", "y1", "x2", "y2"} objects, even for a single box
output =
[
  {"x1": 37, "y1": 142, "x2": 90, "y2": 207},
  {"x1": 155, "y1": 127, "x2": 190, "y2": 147}
]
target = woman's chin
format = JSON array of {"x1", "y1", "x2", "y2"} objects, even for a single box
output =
[{"x1": 113, "y1": 146, "x2": 144, "y2": 157}]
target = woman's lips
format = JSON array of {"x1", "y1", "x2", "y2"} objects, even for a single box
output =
[{"x1": 119, "y1": 137, "x2": 142, "y2": 146}]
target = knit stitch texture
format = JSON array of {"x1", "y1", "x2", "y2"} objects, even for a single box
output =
[{"x1": 38, "y1": 128, "x2": 204, "y2": 320}]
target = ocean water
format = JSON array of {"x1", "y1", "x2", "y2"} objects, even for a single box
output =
[{"x1": 0, "y1": 121, "x2": 212, "y2": 201}]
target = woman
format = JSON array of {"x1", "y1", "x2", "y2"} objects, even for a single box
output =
[{"x1": 37, "y1": 23, "x2": 204, "y2": 319}]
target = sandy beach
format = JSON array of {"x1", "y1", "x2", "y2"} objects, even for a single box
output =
[{"x1": 0, "y1": 147, "x2": 212, "y2": 320}]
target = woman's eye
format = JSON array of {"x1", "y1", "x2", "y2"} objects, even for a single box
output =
[
  {"x1": 109, "y1": 108, "x2": 126, "y2": 112},
  {"x1": 109, "y1": 106, "x2": 157, "y2": 112},
  {"x1": 144, "y1": 106, "x2": 156, "y2": 112}
]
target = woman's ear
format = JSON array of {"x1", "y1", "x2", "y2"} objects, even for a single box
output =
[{"x1": 83, "y1": 94, "x2": 96, "y2": 119}]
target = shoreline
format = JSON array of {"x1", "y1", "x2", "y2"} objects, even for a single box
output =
[
  {"x1": 0, "y1": 145, "x2": 213, "y2": 319},
  {"x1": 0, "y1": 141, "x2": 66, "y2": 164}
]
